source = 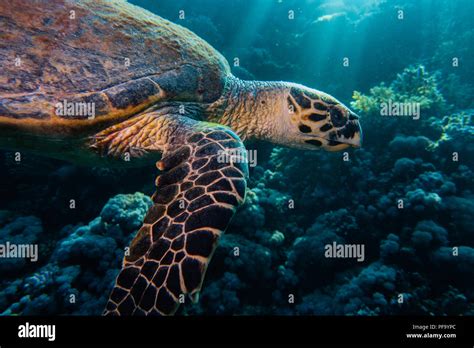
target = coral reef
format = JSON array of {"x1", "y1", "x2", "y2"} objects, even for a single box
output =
[
  {"x1": 0, "y1": 193, "x2": 151, "y2": 315},
  {"x1": 1, "y1": 81, "x2": 472, "y2": 315},
  {"x1": 351, "y1": 65, "x2": 447, "y2": 145}
]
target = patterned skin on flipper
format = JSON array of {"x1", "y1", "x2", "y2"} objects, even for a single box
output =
[{"x1": 103, "y1": 123, "x2": 248, "y2": 315}]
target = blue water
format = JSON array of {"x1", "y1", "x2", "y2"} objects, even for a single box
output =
[{"x1": 0, "y1": 0, "x2": 473, "y2": 315}]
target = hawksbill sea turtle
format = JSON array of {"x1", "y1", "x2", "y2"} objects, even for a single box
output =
[{"x1": 0, "y1": 0, "x2": 362, "y2": 315}]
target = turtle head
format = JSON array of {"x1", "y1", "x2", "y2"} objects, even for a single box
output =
[
  {"x1": 278, "y1": 84, "x2": 362, "y2": 151},
  {"x1": 209, "y1": 77, "x2": 361, "y2": 151}
]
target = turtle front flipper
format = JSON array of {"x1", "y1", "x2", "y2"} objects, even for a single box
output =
[{"x1": 104, "y1": 116, "x2": 248, "y2": 316}]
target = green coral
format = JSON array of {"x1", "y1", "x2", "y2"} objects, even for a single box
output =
[
  {"x1": 350, "y1": 64, "x2": 474, "y2": 154},
  {"x1": 351, "y1": 65, "x2": 446, "y2": 116},
  {"x1": 350, "y1": 65, "x2": 447, "y2": 144},
  {"x1": 391, "y1": 65, "x2": 446, "y2": 112},
  {"x1": 351, "y1": 84, "x2": 395, "y2": 116}
]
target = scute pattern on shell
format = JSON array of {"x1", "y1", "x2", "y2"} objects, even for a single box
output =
[{"x1": 0, "y1": 0, "x2": 230, "y2": 122}]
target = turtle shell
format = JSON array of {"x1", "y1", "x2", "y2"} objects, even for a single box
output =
[{"x1": 0, "y1": 0, "x2": 231, "y2": 132}]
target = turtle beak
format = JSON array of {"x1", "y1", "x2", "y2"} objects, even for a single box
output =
[
  {"x1": 346, "y1": 111, "x2": 363, "y2": 148},
  {"x1": 340, "y1": 111, "x2": 362, "y2": 148}
]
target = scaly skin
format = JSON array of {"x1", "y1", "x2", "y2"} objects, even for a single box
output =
[
  {"x1": 90, "y1": 74, "x2": 363, "y2": 158},
  {"x1": 206, "y1": 76, "x2": 287, "y2": 142},
  {"x1": 206, "y1": 75, "x2": 362, "y2": 151}
]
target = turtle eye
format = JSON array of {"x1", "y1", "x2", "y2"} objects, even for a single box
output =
[{"x1": 330, "y1": 107, "x2": 346, "y2": 127}]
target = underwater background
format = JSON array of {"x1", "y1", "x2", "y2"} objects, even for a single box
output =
[{"x1": 0, "y1": 0, "x2": 473, "y2": 315}]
